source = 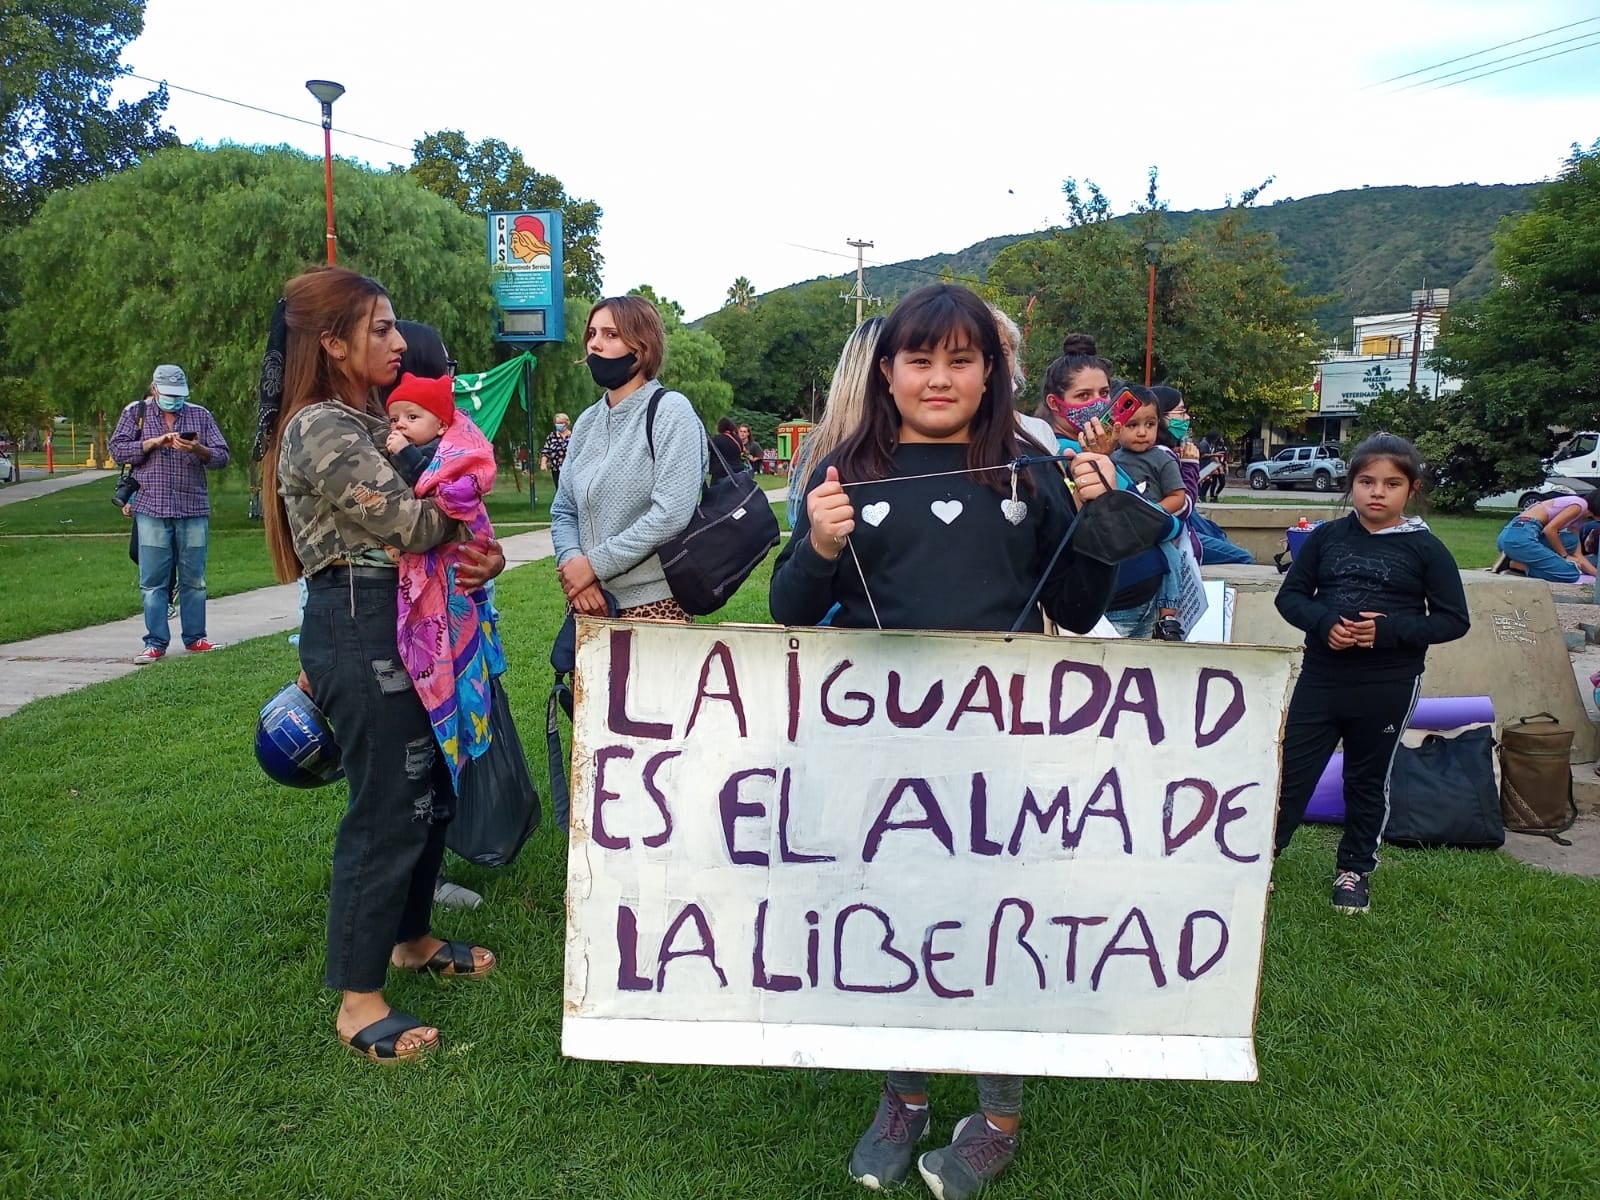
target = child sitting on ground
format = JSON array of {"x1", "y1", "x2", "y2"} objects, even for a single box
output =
[
  {"x1": 384, "y1": 372, "x2": 506, "y2": 786},
  {"x1": 1110, "y1": 386, "x2": 1189, "y2": 640}
]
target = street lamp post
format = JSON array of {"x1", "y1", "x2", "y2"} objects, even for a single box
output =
[
  {"x1": 305, "y1": 80, "x2": 345, "y2": 265},
  {"x1": 1143, "y1": 239, "x2": 1162, "y2": 386}
]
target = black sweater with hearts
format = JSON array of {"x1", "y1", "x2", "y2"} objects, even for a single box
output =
[{"x1": 770, "y1": 443, "x2": 1115, "y2": 634}]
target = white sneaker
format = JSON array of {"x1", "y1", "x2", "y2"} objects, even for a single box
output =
[{"x1": 433, "y1": 879, "x2": 483, "y2": 910}]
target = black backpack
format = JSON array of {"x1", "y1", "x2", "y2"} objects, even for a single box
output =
[{"x1": 645, "y1": 389, "x2": 781, "y2": 616}]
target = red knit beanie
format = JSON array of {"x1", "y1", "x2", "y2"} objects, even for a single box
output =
[{"x1": 386, "y1": 372, "x2": 455, "y2": 428}]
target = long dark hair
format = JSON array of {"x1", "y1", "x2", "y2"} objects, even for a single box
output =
[
  {"x1": 1038, "y1": 332, "x2": 1114, "y2": 413},
  {"x1": 1151, "y1": 384, "x2": 1183, "y2": 449},
  {"x1": 833, "y1": 283, "x2": 1028, "y2": 495}
]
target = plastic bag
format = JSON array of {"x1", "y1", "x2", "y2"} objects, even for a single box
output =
[{"x1": 446, "y1": 678, "x2": 540, "y2": 867}]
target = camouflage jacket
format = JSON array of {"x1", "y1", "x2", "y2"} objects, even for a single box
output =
[{"x1": 278, "y1": 399, "x2": 463, "y2": 576}]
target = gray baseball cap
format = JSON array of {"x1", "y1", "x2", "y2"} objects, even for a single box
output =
[{"x1": 152, "y1": 364, "x2": 190, "y2": 397}]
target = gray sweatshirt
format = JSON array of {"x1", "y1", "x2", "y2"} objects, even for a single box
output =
[{"x1": 550, "y1": 380, "x2": 709, "y2": 608}]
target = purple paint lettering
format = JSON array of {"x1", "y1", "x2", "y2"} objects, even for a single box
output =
[
  {"x1": 886, "y1": 671, "x2": 944, "y2": 728},
  {"x1": 1090, "y1": 906, "x2": 1167, "y2": 990},
  {"x1": 968, "y1": 772, "x2": 1003, "y2": 856},
  {"x1": 985, "y1": 898, "x2": 1046, "y2": 989},
  {"x1": 921, "y1": 921, "x2": 973, "y2": 999},
  {"x1": 946, "y1": 666, "x2": 1005, "y2": 733},
  {"x1": 1162, "y1": 778, "x2": 1218, "y2": 855},
  {"x1": 607, "y1": 628, "x2": 672, "y2": 740},
  {"x1": 806, "y1": 910, "x2": 820, "y2": 988},
  {"x1": 862, "y1": 778, "x2": 956, "y2": 862},
  {"x1": 615, "y1": 904, "x2": 652, "y2": 991},
  {"x1": 592, "y1": 745, "x2": 635, "y2": 851},
  {"x1": 786, "y1": 640, "x2": 801, "y2": 743},
  {"x1": 1195, "y1": 667, "x2": 1245, "y2": 749},
  {"x1": 1050, "y1": 659, "x2": 1111, "y2": 735},
  {"x1": 833, "y1": 904, "x2": 919, "y2": 994},
  {"x1": 718, "y1": 767, "x2": 774, "y2": 866},
  {"x1": 1008, "y1": 786, "x2": 1071, "y2": 855},
  {"x1": 1178, "y1": 910, "x2": 1229, "y2": 980},
  {"x1": 1073, "y1": 768, "x2": 1133, "y2": 853},
  {"x1": 1100, "y1": 667, "x2": 1165, "y2": 744},
  {"x1": 656, "y1": 903, "x2": 728, "y2": 990},
  {"x1": 1049, "y1": 914, "x2": 1108, "y2": 983},
  {"x1": 685, "y1": 641, "x2": 749, "y2": 738},
  {"x1": 821, "y1": 660, "x2": 874, "y2": 727},
  {"x1": 1215, "y1": 782, "x2": 1261, "y2": 862},
  {"x1": 1008, "y1": 673, "x2": 1045, "y2": 735},
  {"x1": 753, "y1": 899, "x2": 801, "y2": 992},
  {"x1": 778, "y1": 767, "x2": 834, "y2": 863},
  {"x1": 640, "y1": 750, "x2": 680, "y2": 848}
]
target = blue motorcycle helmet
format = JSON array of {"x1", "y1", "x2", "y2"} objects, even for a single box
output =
[{"x1": 255, "y1": 680, "x2": 344, "y2": 788}]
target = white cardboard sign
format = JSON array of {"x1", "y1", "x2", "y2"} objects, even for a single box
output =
[{"x1": 563, "y1": 622, "x2": 1296, "y2": 1082}]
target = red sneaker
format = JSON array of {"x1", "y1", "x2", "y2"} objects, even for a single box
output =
[
  {"x1": 133, "y1": 647, "x2": 165, "y2": 665},
  {"x1": 184, "y1": 639, "x2": 222, "y2": 653}
]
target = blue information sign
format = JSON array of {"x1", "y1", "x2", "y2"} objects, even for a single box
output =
[{"x1": 488, "y1": 209, "x2": 565, "y2": 342}]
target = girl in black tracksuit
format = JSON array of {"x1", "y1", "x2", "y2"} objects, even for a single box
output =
[{"x1": 1274, "y1": 434, "x2": 1470, "y2": 913}]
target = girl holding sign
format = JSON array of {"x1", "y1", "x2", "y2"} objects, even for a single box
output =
[
  {"x1": 1272, "y1": 434, "x2": 1470, "y2": 913},
  {"x1": 770, "y1": 283, "x2": 1122, "y2": 1197}
]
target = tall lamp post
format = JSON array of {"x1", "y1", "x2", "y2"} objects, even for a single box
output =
[
  {"x1": 1143, "y1": 239, "x2": 1162, "y2": 386},
  {"x1": 305, "y1": 80, "x2": 345, "y2": 265}
]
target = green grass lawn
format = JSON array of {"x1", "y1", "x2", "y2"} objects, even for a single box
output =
[{"x1": 2, "y1": 560, "x2": 1598, "y2": 1198}]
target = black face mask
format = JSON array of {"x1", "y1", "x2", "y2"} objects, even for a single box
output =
[{"x1": 587, "y1": 352, "x2": 639, "y2": 391}]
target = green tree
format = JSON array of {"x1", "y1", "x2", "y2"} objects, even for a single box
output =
[
  {"x1": 4, "y1": 145, "x2": 496, "y2": 468},
  {"x1": 1350, "y1": 385, "x2": 1507, "y2": 512},
  {"x1": 1401, "y1": 140, "x2": 1600, "y2": 509},
  {"x1": 406, "y1": 131, "x2": 603, "y2": 299},
  {"x1": 700, "y1": 279, "x2": 854, "y2": 420},
  {"x1": 0, "y1": 0, "x2": 177, "y2": 230},
  {"x1": 0, "y1": 375, "x2": 51, "y2": 440},
  {"x1": 725, "y1": 276, "x2": 756, "y2": 309},
  {"x1": 990, "y1": 172, "x2": 1322, "y2": 435},
  {"x1": 628, "y1": 286, "x2": 731, "y2": 425}
]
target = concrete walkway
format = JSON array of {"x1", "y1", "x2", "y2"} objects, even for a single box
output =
[{"x1": 0, "y1": 467, "x2": 115, "y2": 506}]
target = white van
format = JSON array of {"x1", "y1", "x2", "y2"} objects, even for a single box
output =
[{"x1": 1547, "y1": 431, "x2": 1600, "y2": 487}]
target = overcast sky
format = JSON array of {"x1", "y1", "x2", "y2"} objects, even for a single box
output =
[{"x1": 118, "y1": 0, "x2": 1600, "y2": 319}]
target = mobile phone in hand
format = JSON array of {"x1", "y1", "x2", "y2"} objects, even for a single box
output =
[
  {"x1": 179, "y1": 431, "x2": 198, "y2": 441},
  {"x1": 1110, "y1": 389, "x2": 1140, "y2": 425}
]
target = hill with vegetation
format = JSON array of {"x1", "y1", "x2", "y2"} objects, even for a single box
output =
[{"x1": 767, "y1": 183, "x2": 1541, "y2": 332}]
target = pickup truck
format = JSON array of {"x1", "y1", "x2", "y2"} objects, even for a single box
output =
[{"x1": 1245, "y1": 443, "x2": 1348, "y2": 492}]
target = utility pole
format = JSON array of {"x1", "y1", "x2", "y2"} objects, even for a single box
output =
[
  {"x1": 842, "y1": 238, "x2": 877, "y2": 324},
  {"x1": 1407, "y1": 287, "x2": 1429, "y2": 391}
]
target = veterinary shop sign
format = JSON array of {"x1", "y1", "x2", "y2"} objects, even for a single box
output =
[{"x1": 563, "y1": 623, "x2": 1295, "y2": 1082}]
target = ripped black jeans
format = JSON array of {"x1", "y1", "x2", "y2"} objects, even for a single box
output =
[{"x1": 301, "y1": 568, "x2": 453, "y2": 992}]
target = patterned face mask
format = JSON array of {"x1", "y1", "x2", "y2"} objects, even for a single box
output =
[{"x1": 1058, "y1": 396, "x2": 1115, "y2": 434}]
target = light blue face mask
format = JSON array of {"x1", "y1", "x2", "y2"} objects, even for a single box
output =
[
  {"x1": 156, "y1": 395, "x2": 185, "y2": 413},
  {"x1": 1167, "y1": 417, "x2": 1191, "y2": 441}
]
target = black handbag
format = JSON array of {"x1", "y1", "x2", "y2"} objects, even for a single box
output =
[
  {"x1": 645, "y1": 390, "x2": 781, "y2": 615},
  {"x1": 112, "y1": 399, "x2": 146, "y2": 509},
  {"x1": 1384, "y1": 727, "x2": 1505, "y2": 849},
  {"x1": 445, "y1": 678, "x2": 541, "y2": 867}
]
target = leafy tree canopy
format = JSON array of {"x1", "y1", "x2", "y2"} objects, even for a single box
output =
[
  {"x1": 699, "y1": 279, "x2": 856, "y2": 421},
  {"x1": 989, "y1": 168, "x2": 1323, "y2": 436},
  {"x1": 1358, "y1": 140, "x2": 1600, "y2": 511},
  {"x1": 407, "y1": 130, "x2": 603, "y2": 300},
  {"x1": 725, "y1": 276, "x2": 755, "y2": 310},
  {"x1": 629, "y1": 285, "x2": 732, "y2": 425},
  {"x1": 0, "y1": 0, "x2": 177, "y2": 229},
  {"x1": 4, "y1": 145, "x2": 496, "y2": 465}
]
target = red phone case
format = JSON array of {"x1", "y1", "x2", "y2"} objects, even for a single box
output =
[{"x1": 1110, "y1": 392, "x2": 1139, "y2": 424}]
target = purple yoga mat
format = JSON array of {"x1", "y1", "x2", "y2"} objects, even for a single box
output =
[{"x1": 1299, "y1": 696, "x2": 1493, "y2": 825}]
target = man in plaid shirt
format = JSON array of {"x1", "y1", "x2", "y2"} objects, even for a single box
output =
[{"x1": 109, "y1": 364, "x2": 231, "y2": 664}]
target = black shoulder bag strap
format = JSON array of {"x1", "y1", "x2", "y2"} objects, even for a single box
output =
[
  {"x1": 545, "y1": 676, "x2": 572, "y2": 831},
  {"x1": 642, "y1": 387, "x2": 670, "y2": 459}
]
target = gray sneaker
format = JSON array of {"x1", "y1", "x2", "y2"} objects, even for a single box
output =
[
  {"x1": 918, "y1": 1113, "x2": 1018, "y2": 1200},
  {"x1": 433, "y1": 878, "x2": 483, "y2": 910},
  {"x1": 849, "y1": 1083, "x2": 930, "y2": 1190}
]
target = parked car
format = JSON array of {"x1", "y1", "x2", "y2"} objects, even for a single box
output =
[
  {"x1": 1245, "y1": 443, "x2": 1348, "y2": 492},
  {"x1": 1475, "y1": 477, "x2": 1594, "y2": 511}
]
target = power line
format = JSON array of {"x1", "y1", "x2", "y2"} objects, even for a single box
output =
[
  {"x1": 1365, "y1": 15, "x2": 1600, "y2": 87},
  {"x1": 1387, "y1": 28, "x2": 1600, "y2": 93},
  {"x1": 122, "y1": 71, "x2": 415, "y2": 154},
  {"x1": 1424, "y1": 33, "x2": 1600, "y2": 91}
]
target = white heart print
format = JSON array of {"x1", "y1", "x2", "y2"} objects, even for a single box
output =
[
  {"x1": 930, "y1": 500, "x2": 964, "y2": 525},
  {"x1": 861, "y1": 501, "x2": 891, "y2": 527}
]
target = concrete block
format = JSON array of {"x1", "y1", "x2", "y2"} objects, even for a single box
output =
[
  {"x1": 1574, "y1": 764, "x2": 1600, "y2": 815},
  {"x1": 1204, "y1": 565, "x2": 1600, "y2": 762},
  {"x1": 1197, "y1": 505, "x2": 1309, "y2": 562}
]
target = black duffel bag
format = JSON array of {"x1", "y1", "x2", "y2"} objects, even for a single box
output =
[
  {"x1": 1384, "y1": 727, "x2": 1504, "y2": 850},
  {"x1": 645, "y1": 389, "x2": 781, "y2": 616}
]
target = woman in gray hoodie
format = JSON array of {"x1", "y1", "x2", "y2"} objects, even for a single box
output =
[{"x1": 551, "y1": 295, "x2": 708, "y2": 621}]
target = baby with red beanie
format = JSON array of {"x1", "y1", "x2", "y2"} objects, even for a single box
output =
[{"x1": 385, "y1": 371, "x2": 455, "y2": 483}]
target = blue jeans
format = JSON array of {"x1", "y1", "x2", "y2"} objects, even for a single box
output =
[
  {"x1": 1197, "y1": 531, "x2": 1254, "y2": 564},
  {"x1": 1105, "y1": 594, "x2": 1160, "y2": 638},
  {"x1": 136, "y1": 514, "x2": 209, "y2": 649},
  {"x1": 1497, "y1": 516, "x2": 1579, "y2": 582}
]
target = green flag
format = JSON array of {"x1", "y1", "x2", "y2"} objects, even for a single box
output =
[{"x1": 453, "y1": 352, "x2": 535, "y2": 440}]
